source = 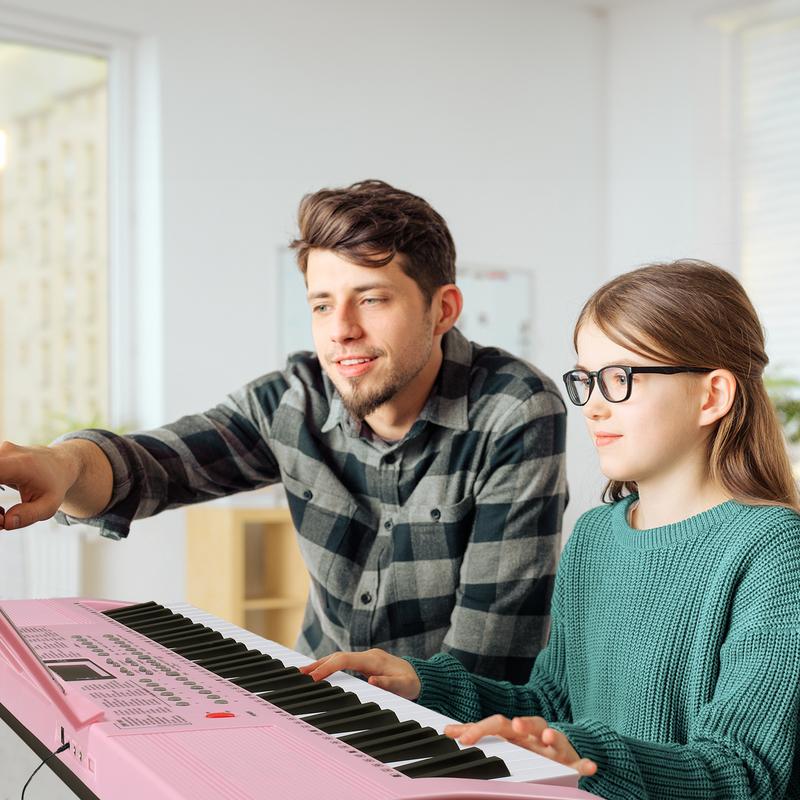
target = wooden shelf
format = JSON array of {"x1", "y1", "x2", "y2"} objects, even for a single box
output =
[
  {"x1": 186, "y1": 505, "x2": 309, "y2": 648},
  {"x1": 241, "y1": 598, "x2": 306, "y2": 611}
]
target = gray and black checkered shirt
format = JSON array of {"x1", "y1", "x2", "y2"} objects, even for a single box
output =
[{"x1": 58, "y1": 329, "x2": 567, "y2": 683}]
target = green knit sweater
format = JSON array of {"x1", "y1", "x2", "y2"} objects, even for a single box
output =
[{"x1": 406, "y1": 497, "x2": 800, "y2": 799}]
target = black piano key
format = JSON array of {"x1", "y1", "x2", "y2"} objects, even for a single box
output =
[
  {"x1": 421, "y1": 757, "x2": 511, "y2": 780},
  {"x1": 196, "y1": 650, "x2": 269, "y2": 672},
  {"x1": 144, "y1": 623, "x2": 207, "y2": 642},
  {"x1": 257, "y1": 681, "x2": 336, "y2": 705},
  {"x1": 232, "y1": 666, "x2": 302, "y2": 688},
  {"x1": 339, "y1": 720, "x2": 422, "y2": 748},
  {"x1": 168, "y1": 632, "x2": 225, "y2": 653},
  {"x1": 113, "y1": 608, "x2": 179, "y2": 626},
  {"x1": 151, "y1": 627, "x2": 219, "y2": 648},
  {"x1": 396, "y1": 747, "x2": 510, "y2": 780},
  {"x1": 238, "y1": 672, "x2": 314, "y2": 693},
  {"x1": 279, "y1": 690, "x2": 363, "y2": 716},
  {"x1": 147, "y1": 625, "x2": 211, "y2": 650},
  {"x1": 371, "y1": 733, "x2": 458, "y2": 763},
  {"x1": 213, "y1": 656, "x2": 287, "y2": 679},
  {"x1": 303, "y1": 705, "x2": 399, "y2": 735},
  {"x1": 342, "y1": 724, "x2": 441, "y2": 755},
  {"x1": 132, "y1": 616, "x2": 194, "y2": 635},
  {"x1": 191, "y1": 641, "x2": 249, "y2": 661},
  {"x1": 177, "y1": 640, "x2": 245, "y2": 661},
  {"x1": 104, "y1": 601, "x2": 163, "y2": 619}
]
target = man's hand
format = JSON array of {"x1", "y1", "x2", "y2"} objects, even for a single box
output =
[
  {"x1": 299, "y1": 648, "x2": 422, "y2": 700},
  {"x1": 445, "y1": 715, "x2": 597, "y2": 778},
  {"x1": 0, "y1": 440, "x2": 110, "y2": 531}
]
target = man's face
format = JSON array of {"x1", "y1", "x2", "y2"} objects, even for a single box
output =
[{"x1": 306, "y1": 249, "x2": 437, "y2": 420}]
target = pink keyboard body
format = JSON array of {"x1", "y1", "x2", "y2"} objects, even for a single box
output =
[{"x1": 0, "y1": 598, "x2": 598, "y2": 800}]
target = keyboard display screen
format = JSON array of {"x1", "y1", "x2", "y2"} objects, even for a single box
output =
[{"x1": 47, "y1": 660, "x2": 115, "y2": 682}]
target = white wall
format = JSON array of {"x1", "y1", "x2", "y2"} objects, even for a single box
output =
[
  {"x1": 3, "y1": 0, "x2": 609, "y2": 602},
  {"x1": 605, "y1": 0, "x2": 739, "y2": 274}
]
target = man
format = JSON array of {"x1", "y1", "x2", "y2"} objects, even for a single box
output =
[{"x1": 0, "y1": 180, "x2": 566, "y2": 683}]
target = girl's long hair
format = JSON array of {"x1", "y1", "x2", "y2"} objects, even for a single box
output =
[{"x1": 575, "y1": 259, "x2": 800, "y2": 511}]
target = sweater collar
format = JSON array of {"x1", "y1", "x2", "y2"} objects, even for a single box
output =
[{"x1": 612, "y1": 494, "x2": 745, "y2": 550}]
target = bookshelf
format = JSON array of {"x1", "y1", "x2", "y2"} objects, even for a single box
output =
[{"x1": 185, "y1": 505, "x2": 309, "y2": 648}]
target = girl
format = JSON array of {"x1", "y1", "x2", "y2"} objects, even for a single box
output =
[{"x1": 301, "y1": 260, "x2": 800, "y2": 800}]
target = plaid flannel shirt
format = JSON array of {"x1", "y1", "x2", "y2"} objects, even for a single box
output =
[{"x1": 58, "y1": 328, "x2": 567, "y2": 683}]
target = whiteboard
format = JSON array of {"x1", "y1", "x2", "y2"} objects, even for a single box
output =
[{"x1": 277, "y1": 249, "x2": 535, "y2": 362}]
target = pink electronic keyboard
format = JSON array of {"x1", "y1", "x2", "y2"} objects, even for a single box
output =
[{"x1": 0, "y1": 598, "x2": 598, "y2": 799}]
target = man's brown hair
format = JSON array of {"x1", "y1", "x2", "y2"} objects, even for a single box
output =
[{"x1": 290, "y1": 179, "x2": 456, "y2": 303}]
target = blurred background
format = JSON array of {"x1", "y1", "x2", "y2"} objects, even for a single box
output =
[{"x1": 0, "y1": 0, "x2": 798, "y2": 609}]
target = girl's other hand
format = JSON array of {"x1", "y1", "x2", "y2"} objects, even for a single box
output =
[
  {"x1": 445, "y1": 715, "x2": 597, "y2": 777},
  {"x1": 298, "y1": 648, "x2": 422, "y2": 700}
]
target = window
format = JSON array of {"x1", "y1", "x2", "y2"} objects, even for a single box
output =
[
  {"x1": 738, "y1": 15, "x2": 800, "y2": 381},
  {"x1": 0, "y1": 42, "x2": 109, "y2": 443}
]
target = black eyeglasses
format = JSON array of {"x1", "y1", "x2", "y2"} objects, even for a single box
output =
[{"x1": 562, "y1": 365, "x2": 712, "y2": 406}]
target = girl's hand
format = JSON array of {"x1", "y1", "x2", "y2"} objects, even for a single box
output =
[
  {"x1": 445, "y1": 715, "x2": 597, "y2": 778},
  {"x1": 298, "y1": 648, "x2": 422, "y2": 700}
]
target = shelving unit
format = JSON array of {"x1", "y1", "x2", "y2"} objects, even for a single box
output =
[{"x1": 185, "y1": 506, "x2": 309, "y2": 647}]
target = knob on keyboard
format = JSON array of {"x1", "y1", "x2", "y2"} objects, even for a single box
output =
[{"x1": 104, "y1": 602, "x2": 511, "y2": 780}]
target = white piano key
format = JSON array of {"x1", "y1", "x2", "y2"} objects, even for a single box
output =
[{"x1": 169, "y1": 602, "x2": 576, "y2": 786}]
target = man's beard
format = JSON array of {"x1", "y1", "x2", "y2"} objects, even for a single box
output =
[{"x1": 338, "y1": 341, "x2": 433, "y2": 421}]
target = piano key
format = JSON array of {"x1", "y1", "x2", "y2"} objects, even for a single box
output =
[
  {"x1": 152, "y1": 630, "x2": 222, "y2": 650},
  {"x1": 170, "y1": 636, "x2": 234, "y2": 657},
  {"x1": 302, "y1": 703, "x2": 399, "y2": 735},
  {"x1": 236, "y1": 671, "x2": 314, "y2": 693},
  {"x1": 260, "y1": 680, "x2": 338, "y2": 704},
  {"x1": 111, "y1": 607, "x2": 177, "y2": 626},
  {"x1": 343, "y1": 724, "x2": 448, "y2": 756},
  {"x1": 231, "y1": 665, "x2": 301, "y2": 687},
  {"x1": 278, "y1": 690, "x2": 363, "y2": 715},
  {"x1": 181, "y1": 640, "x2": 248, "y2": 661},
  {"x1": 339, "y1": 719, "x2": 422, "y2": 747},
  {"x1": 103, "y1": 600, "x2": 163, "y2": 619},
  {"x1": 132, "y1": 616, "x2": 195, "y2": 635},
  {"x1": 197, "y1": 650, "x2": 272, "y2": 672},
  {"x1": 372, "y1": 732, "x2": 458, "y2": 762},
  {"x1": 212, "y1": 656, "x2": 287, "y2": 679},
  {"x1": 396, "y1": 747, "x2": 510, "y2": 779},
  {"x1": 145, "y1": 625, "x2": 210, "y2": 646}
]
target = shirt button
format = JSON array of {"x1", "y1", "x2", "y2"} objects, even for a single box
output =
[
  {"x1": 384, "y1": 454, "x2": 396, "y2": 465},
  {"x1": 302, "y1": 489, "x2": 313, "y2": 500},
  {"x1": 383, "y1": 519, "x2": 393, "y2": 530},
  {"x1": 430, "y1": 508, "x2": 441, "y2": 521},
  {"x1": 360, "y1": 592, "x2": 373, "y2": 604}
]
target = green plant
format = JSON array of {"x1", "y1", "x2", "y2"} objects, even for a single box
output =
[
  {"x1": 33, "y1": 413, "x2": 131, "y2": 446},
  {"x1": 765, "y1": 373, "x2": 800, "y2": 445}
]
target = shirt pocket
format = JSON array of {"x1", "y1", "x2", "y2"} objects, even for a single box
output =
[
  {"x1": 388, "y1": 495, "x2": 475, "y2": 634},
  {"x1": 281, "y1": 470, "x2": 357, "y2": 618}
]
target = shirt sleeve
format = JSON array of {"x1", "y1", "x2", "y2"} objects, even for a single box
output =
[
  {"x1": 54, "y1": 373, "x2": 287, "y2": 540},
  {"x1": 435, "y1": 389, "x2": 567, "y2": 683},
  {"x1": 554, "y1": 520, "x2": 800, "y2": 800}
]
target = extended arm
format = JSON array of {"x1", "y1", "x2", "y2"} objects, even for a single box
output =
[{"x1": 0, "y1": 438, "x2": 112, "y2": 530}]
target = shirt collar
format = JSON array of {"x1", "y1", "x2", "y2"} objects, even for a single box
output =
[{"x1": 320, "y1": 328, "x2": 472, "y2": 436}]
